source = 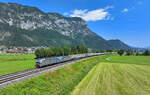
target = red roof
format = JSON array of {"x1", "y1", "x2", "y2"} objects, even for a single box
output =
[{"x1": 6, "y1": 50, "x2": 27, "y2": 53}]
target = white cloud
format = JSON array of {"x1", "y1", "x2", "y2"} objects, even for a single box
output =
[
  {"x1": 71, "y1": 9, "x2": 88, "y2": 16},
  {"x1": 68, "y1": 6, "x2": 113, "y2": 21},
  {"x1": 122, "y1": 8, "x2": 128, "y2": 13}
]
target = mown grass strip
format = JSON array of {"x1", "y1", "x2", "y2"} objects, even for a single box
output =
[
  {"x1": 0, "y1": 56, "x2": 102, "y2": 95},
  {"x1": 71, "y1": 62, "x2": 150, "y2": 95}
]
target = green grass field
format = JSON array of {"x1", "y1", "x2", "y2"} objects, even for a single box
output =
[
  {"x1": 0, "y1": 56, "x2": 101, "y2": 95},
  {"x1": 0, "y1": 54, "x2": 35, "y2": 75},
  {"x1": 71, "y1": 55, "x2": 150, "y2": 95},
  {"x1": 1, "y1": 54, "x2": 150, "y2": 95}
]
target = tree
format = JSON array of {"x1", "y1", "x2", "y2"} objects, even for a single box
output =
[
  {"x1": 136, "y1": 52, "x2": 139, "y2": 56},
  {"x1": 47, "y1": 47, "x2": 54, "y2": 57},
  {"x1": 50, "y1": 46, "x2": 57, "y2": 56},
  {"x1": 35, "y1": 48, "x2": 41, "y2": 58},
  {"x1": 35, "y1": 48, "x2": 47, "y2": 58},
  {"x1": 55, "y1": 47, "x2": 63, "y2": 56},
  {"x1": 35, "y1": 46, "x2": 88, "y2": 58},
  {"x1": 76, "y1": 46, "x2": 81, "y2": 53},
  {"x1": 117, "y1": 50, "x2": 124, "y2": 56},
  {"x1": 106, "y1": 50, "x2": 113, "y2": 52},
  {"x1": 80, "y1": 46, "x2": 88, "y2": 53},
  {"x1": 63, "y1": 46, "x2": 71, "y2": 56},
  {"x1": 126, "y1": 50, "x2": 133, "y2": 56},
  {"x1": 71, "y1": 46, "x2": 77, "y2": 54},
  {"x1": 76, "y1": 46, "x2": 88, "y2": 54},
  {"x1": 143, "y1": 50, "x2": 150, "y2": 56}
]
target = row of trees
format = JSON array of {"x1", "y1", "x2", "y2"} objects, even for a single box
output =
[
  {"x1": 141, "y1": 50, "x2": 150, "y2": 56},
  {"x1": 35, "y1": 46, "x2": 88, "y2": 58},
  {"x1": 117, "y1": 49, "x2": 150, "y2": 56}
]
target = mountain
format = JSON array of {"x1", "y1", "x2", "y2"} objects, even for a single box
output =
[
  {"x1": 0, "y1": 2, "x2": 131, "y2": 50},
  {"x1": 107, "y1": 40, "x2": 131, "y2": 50}
]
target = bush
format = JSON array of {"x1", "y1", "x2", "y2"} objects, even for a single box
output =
[
  {"x1": 117, "y1": 50, "x2": 124, "y2": 56},
  {"x1": 126, "y1": 50, "x2": 134, "y2": 56}
]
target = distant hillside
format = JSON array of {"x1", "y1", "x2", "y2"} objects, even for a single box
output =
[
  {"x1": 0, "y1": 2, "x2": 131, "y2": 50},
  {"x1": 107, "y1": 40, "x2": 131, "y2": 50}
]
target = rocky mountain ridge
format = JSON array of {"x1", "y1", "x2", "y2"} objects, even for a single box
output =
[{"x1": 0, "y1": 2, "x2": 131, "y2": 50}]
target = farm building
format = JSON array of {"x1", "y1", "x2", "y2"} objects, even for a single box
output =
[{"x1": 6, "y1": 50, "x2": 27, "y2": 53}]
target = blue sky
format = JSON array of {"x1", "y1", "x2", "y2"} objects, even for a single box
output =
[{"x1": 1, "y1": 0, "x2": 150, "y2": 47}]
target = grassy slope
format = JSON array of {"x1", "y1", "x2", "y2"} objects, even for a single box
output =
[
  {"x1": 71, "y1": 55, "x2": 150, "y2": 95},
  {"x1": 0, "y1": 54, "x2": 35, "y2": 75},
  {"x1": 0, "y1": 56, "x2": 102, "y2": 95}
]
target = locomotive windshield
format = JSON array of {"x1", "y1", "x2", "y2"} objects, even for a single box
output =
[{"x1": 36, "y1": 58, "x2": 45, "y2": 63}]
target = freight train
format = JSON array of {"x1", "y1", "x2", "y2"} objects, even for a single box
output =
[{"x1": 35, "y1": 53, "x2": 106, "y2": 68}]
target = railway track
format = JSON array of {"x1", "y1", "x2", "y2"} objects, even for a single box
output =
[{"x1": 0, "y1": 56, "x2": 98, "y2": 88}]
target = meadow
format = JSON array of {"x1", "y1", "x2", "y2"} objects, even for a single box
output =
[
  {"x1": 0, "y1": 53, "x2": 35, "y2": 75},
  {"x1": 71, "y1": 55, "x2": 150, "y2": 95},
  {"x1": 0, "y1": 56, "x2": 101, "y2": 95},
  {"x1": 1, "y1": 54, "x2": 150, "y2": 95}
]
